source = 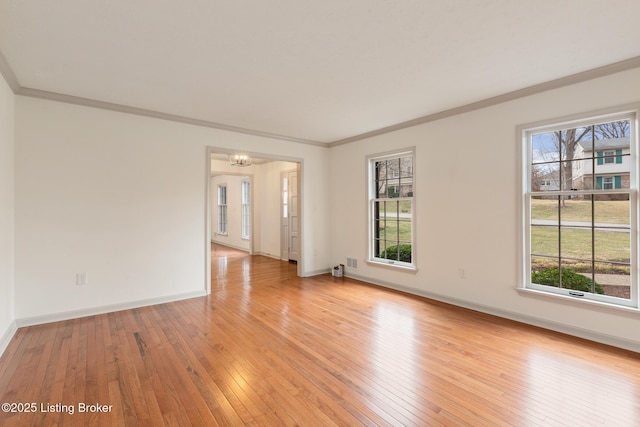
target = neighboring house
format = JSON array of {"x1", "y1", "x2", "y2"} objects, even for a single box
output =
[
  {"x1": 572, "y1": 137, "x2": 630, "y2": 191},
  {"x1": 374, "y1": 156, "x2": 414, "y2": 198},
  {"x1": 533, "y1": 170, "x2": 560, "y2": 191}
]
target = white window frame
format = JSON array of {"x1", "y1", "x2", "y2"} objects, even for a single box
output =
[
  {"x1": 367, "y1": 149, "x2": 416, "y2": 270},
  {"x1": 241, "y1": 179, "x2": 250, "y2": 240},
  {"x1": 519, "y1": 107, "x2": 638, "y2": 308},
  {"x1": 603, "y1": 176, "x2": 614, "y2": 190},
  {"x1": 604, "y1": 150, "x2": 615, "y2": 164},
  {"x1": 217, "y1": 184, "x2": 228, "y2": 235}
]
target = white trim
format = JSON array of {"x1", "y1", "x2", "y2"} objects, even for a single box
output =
[
  {"x1": 241, "y1": 178, "x2": 251, "y2": 240},
  {"x1": 0, "y1": 321, "x2": 18, "y2": 359},
  {"x1": 4, "y1": 57, "x2": 639, "y2": 147},
  {"x1": 205, "y1": 148, "x2": 212, "y2": 294},
  {"x1": 518, "y1": 106, "x2": 639, "y2": 308},
  {"x1": 208, "y1": 148, "x2": 305, "y2": 277},
  {"x1": 17, "y1": 88, "x2": 327, "y2": 146},
  {"x1": 253, "y1": 251, "x2": 282, "y2": 260},
  {"x1": 346, "y1": 272, "x2": 640, "y2": 353},
  {"x1": 364, "y1": 260, "x2": 418, "y2": 273},
  {"x1": 0, "y1": 50, "x2": 19, "y2": 92},
  {"x1": 330, "y1": 57, "x2": 640, "y2": 146},
  {"x1": 366, "y1": 148, "x2": 416, "y2": 270},
  {"x1": 516, "y1": 287, "x2": 640, "y2": 315},
  {"x1": 211, "y1": 241, "x2": 250, "y2": 253},
  {"x1": 15, "y1": 290, "x2": 207, "y2": 328},
  {"x1": 518, "y1": 104, "x2": 640, "y2": 136},
  {"x1": 301, "y1": 268, "x2": 333, "y2": 277}
]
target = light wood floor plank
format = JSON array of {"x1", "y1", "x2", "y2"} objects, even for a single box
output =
[{"x1": 1, "y1": 243, "x2": 640, "y2": 425}]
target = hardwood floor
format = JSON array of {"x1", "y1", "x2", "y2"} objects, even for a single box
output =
[{"x1": 1, "y1": 245, "x2": 640, "y2": 426}]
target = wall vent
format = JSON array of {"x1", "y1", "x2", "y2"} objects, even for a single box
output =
[{"x1": 347, "y1": 258, "x2": 357, "y2": 269}]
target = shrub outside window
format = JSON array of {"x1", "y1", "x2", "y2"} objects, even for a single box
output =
[{"x1": 522, "y1": 110, "x2": 637, "y2": 307}]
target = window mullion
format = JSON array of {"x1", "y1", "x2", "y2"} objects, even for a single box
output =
[
  {"x1": 525, "y1": 112, "x2": 636, "y2": 307},
  {"x1": 368, "y1": 151, "x2": 415, "y2": 268}
]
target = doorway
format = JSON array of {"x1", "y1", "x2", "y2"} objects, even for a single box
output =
[{"x1": 206, "y1": 149, "x2": 303, "y2": 293}]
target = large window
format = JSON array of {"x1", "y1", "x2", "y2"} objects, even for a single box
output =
[
  {"x1": 522, "y1": 110, "x2": 637, "y2": 307},
  {"x1": 368, "y1": 150, "x2": 415, "y2": 268},
  {"x1": 241, "y1": 179, "x2": 250, "y2": 239},
  {"x1": 217, "y1": 184, "x2": 227, "y2": 235}
]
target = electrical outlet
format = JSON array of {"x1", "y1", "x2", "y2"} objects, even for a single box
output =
[
  {"x1": 458, "y1": 268, "x2": 466, "y2": 279},
  {"x1": 76, "y1": 272, "x2": 88, "y2": 286}
]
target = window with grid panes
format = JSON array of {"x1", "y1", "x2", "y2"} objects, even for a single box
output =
[
  {"x1": 368, "y1": 150, "x2": 415, "y2": 268},
  {"x1": 241, "y1": 179, "x2": 250, "y2": 239},
  {"x1": 522, "y1": 111, "x2": 637, "y2": 307},
  {"x1": 217, "y1": 184, "x2": 227, "y2": 235}
]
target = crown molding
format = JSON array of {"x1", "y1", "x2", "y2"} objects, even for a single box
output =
[
  {"x1": 0, "y1": 50, "x2": 20, "y2": 92},
  {"x1": 15, "y1": 87, "x2": 328, "y2": 147},
  {"x1": 3, "y1": 52, "x2": 640, "y2": 147},
  {"x1": 329, "y1": 56, "x2": 640, "y2": 147}
]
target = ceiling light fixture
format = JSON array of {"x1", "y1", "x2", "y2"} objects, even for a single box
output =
[{"x1": 229, "y1": 153, "x2": 252, "y2": 167}]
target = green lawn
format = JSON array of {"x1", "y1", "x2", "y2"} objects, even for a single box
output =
[
  {"x1": 530, "y1": 198, "x2": 631, "y2": 273},
  {"x1": 377, "y1": 219, "x2": 411, "y2": 249},
  {"x1": 377, "y1": 200, "x2": 412, "y2": 214},
  {"x1": 531, "y1": 227, "x2": 629, "y2": 262},
  {"x1": 531, "y1": 198, "x2": 629, "y2": 224},
  {"x1": 375, "y1": 200, "x2": 412, "y2": 253}
]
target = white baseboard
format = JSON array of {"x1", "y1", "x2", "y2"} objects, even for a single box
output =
[
  {"x1": 211, "y1": 240, "x2": 250, "y2": 253},
  {"x1": 253, "y1": 251, "x2": 282, "y2": 260},
  {"x1": 346, "y1": 272, "x2": 640, "y2": 353},
  {"x1": 302, "y1": 268, "x2": 332, "y2": 277},
  {"x1": 15, "y1": 290, "x2": 207, "y2": 328},
  {"x1": 0, "y1": 320, "x2": 18, "y2": 359}
]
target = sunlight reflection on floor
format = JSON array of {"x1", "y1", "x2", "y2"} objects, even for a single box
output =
[{"x1": 526, "y1": 349, "x2": 638, "y2": 425}]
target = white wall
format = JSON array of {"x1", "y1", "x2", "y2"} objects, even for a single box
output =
[
  {"x1": 13, "y1": 65, "x2": 640, "y2": 350},
  {"x1": 0, "y1": 74, "x2": 15, "y2": 352},
  {"x1": 330, "y1": 67, "x2": 640, "y2": 351},
  {"x1": 14, "y1": 96, "x2": 331, "y2": 321}
]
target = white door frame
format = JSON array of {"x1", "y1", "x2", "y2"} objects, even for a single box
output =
[{"x1": 205, "y1": 147, "x2": 303, "y2": 294}]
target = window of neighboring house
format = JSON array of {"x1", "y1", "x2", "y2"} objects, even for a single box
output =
[
  {"x1": 217, "y1": 184, "x2": 227, "y2": 235},
  {"x1": 368, "y1": 149, "x2": 415, "y2": 269},
  {"x1": 603, "y1": 176, "x2": 614, "y2": 190},
  {"x1": 241, "y1": 179, "x2": 250, "y2": 239},
  {"x1": 604, "y1": 150, "x2": 615, "y2": 164},
  {"x1": 522, "y1": 110, "x2": 636, "y2": 308}
]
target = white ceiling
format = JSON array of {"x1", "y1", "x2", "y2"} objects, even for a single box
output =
[{"x1": 1, "y1": 1, "x2": 640, "y2": 144}]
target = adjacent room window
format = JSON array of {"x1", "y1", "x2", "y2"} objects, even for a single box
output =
[
  {"x1": 241, "y1": 179, "x2": 250, "y2": 239},
  {"x1": 522, "y1": 110, "x2": 637, "y2": 307},
  {"x1": 368, "y1": 150, "x2": 415, "y2": 268},
  {"x1": 217, "y1": 184, "x2": 228, "y2": 235}
]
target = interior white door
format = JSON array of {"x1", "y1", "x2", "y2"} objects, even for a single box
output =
[
  {"x1": 281, "y1": 173, "x2": 289, "y2": 261},
  {"x1": 281, "y1": 169, "x2": 299, "y2": 262},
  {"x1": 288, "y1": 170, "x2": 299, "y2": 262}
]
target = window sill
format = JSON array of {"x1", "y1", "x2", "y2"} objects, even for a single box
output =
[
  {"x1": 516, "y1": 287, "x2": 639, "y2": 314},
  {"x1": 366, "y1": 260, "x2": 418, "y2": 273}
]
